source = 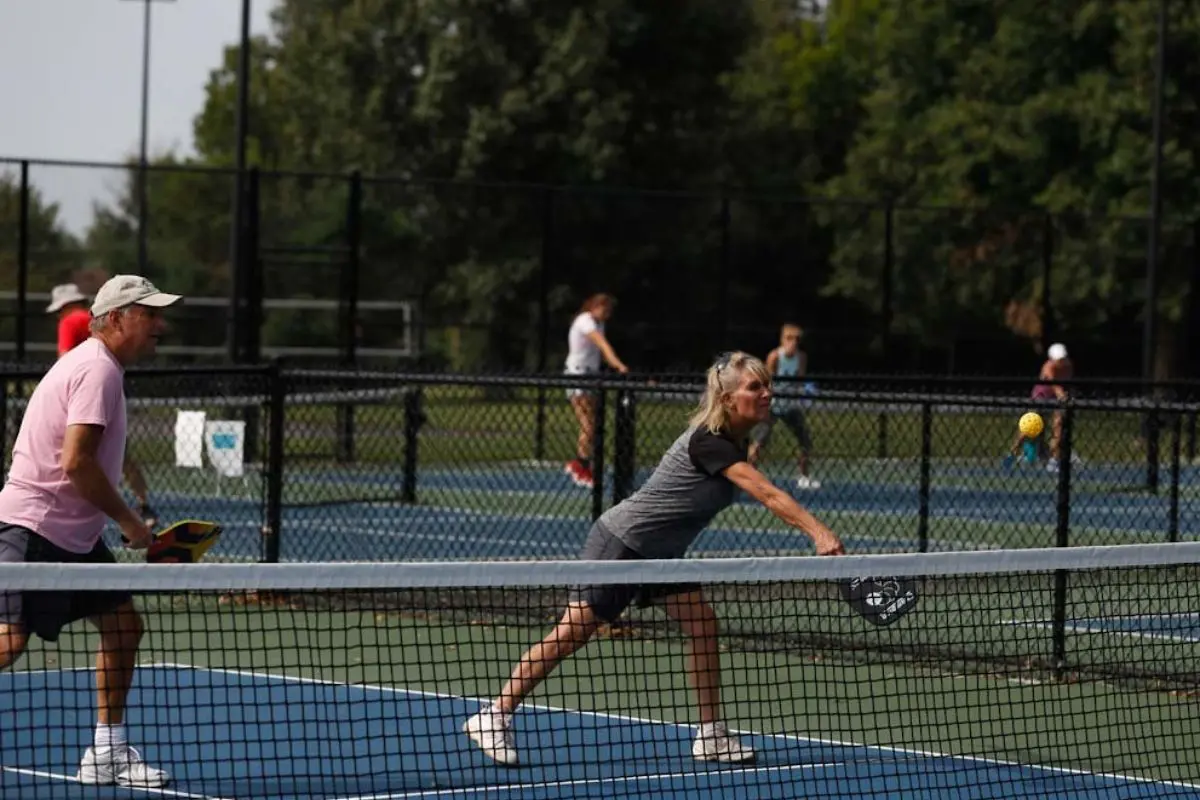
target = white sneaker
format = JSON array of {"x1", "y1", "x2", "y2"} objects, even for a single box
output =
[
  {"x1": 463, "y1": 708, "x2": 519, "y2": 766},
  {"x1": 692, "y1": 722, "x2": 756, "y2": 764},
  {"x1": 795, "y1": 475, "x2": 822, "y2": 490},
  {"x1": 77, "y1": 745, "x2": 170, "y2": 788}
]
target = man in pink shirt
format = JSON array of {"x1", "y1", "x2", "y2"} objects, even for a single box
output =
[
  {"x1": 47, "y1": 282, "x2": 159, "y2": 528},
  {"x1": 0, "y1": 274, "x2": 181, "y2": 788}
]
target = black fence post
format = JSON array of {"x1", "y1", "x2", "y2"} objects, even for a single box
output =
[
  {"x1": 242, "y1": 168, "x2": 262, "y2": 464},
  {"x1": 591, "y1": 384, "x2": 608, "y2": 522},
  {"x1": 0, "y1": 378, "x2": 8, "y2": 478},
  {"x1": 1169, "y1": 409, "x2": 1181, "y2": 543},
  {"x1": 718, "y1": 195, "x2": 732, "y2": 350},
  {"x1": 1146, "y1": 407, "x2": 1160, "y2": 495},
  {"x1": 1051, "y1": 403, "x2": 1074, "y2": 681},
  {"x1": 1188, "y1": 410, "x2": 1197, "y2": 463},
  {"x1": 612, "y1": 388, "x2": 636, "y2": 505},
  {"x1": 1042, "y1": 214, "x2": 1054, "y2": 346},
  {"x1": 401, "y1": 387, "x2": 423, "y2": 504},
  {"x1": 878, "y1": 203, "x2": 894, "y2": 459},
  {"x1": 336, "y1": 172, "x2": 362, "y2": 464},
  {"x1": 263, "y1": 361, "x2": 285, "y2": 564},
  {"x1": 917, "y1": 400, "x2": 931, "y2": 553},
  {"x1": 16, "y1": 161, "x2": 30, "y2": 362},
  {"x1": 534, "y1": 189, "x2": 553, "y2": 461}
]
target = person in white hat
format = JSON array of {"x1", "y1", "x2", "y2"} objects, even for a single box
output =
[
  {"x1": 48, "y1": 281, "x2": 160, "y2": 528},
  {"x1": 1005, "y1": 342, "x2": 1075, "y2": 470},
  {"x1": 45, "y1": 283, "x2": 92, "y2": 357},
  {"x1": 0, "y1": 275, "x2": 181, "y2": 788}
]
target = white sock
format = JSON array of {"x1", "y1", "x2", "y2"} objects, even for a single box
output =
[
  {"x1": 95, "y1": 723, "x2": 127, "y2": 749},
  {"x1": 698, "y1": 722, "x2": 722, "y2": 738}
]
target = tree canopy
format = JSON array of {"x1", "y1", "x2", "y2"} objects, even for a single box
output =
[{"x1": 7, "y1": 0, "x2": 1194, "y2": 375}]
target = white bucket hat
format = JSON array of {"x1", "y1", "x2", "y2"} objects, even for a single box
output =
[
  {"x1": 45, "y1": 283, "x2": 89, "y2": 314},
  {"x1": 90, "y1": 275, "x2": 183, "y2": 316},
  {"x1": 1048, "y1": 343, "x2": 1068, "y2": 361}
]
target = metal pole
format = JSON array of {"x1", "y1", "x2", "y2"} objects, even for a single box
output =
[
  {"x1": 228, "y1": 0, "x2": 252, "y2": 362},
  {"x1": 1042, "y1": 214, "x2": 1054, "y2": 346},
  {"x1": 137, "y1": 0, "x2": 151, "y2": 274},
  {"x1": 1144, "y1": 0, "x2": 1167, "y2": 382},
  {"x1": 878, "y1": 203, "x2": 894, "y2": 458},
  {"x1": 16, "y1": 162, "x2": 29, "y2": 362},
  {"x1": 534, "y1": 189, "x2": 553, "y2": 461}
]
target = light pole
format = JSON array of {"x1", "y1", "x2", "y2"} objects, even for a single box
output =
[
  {"x1": 229, "y1": 0, "x2": 252, "y2": 362},
  {"x1": 120, "y1": 0, "x2": 176, "y2": 275},
  {"x1": 1144, "y1": 0, "x2": 1167, "y2": 383}
]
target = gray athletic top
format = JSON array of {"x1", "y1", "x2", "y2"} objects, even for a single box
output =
[{"x1": 596, "y1": 425, "x2": 747, "y2": 558}]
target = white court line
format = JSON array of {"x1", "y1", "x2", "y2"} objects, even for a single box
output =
[
  {"x1": 143, "y1": 662, "x2": 1200, "y2": 794},
  {"x1": 999, "y1": 618, "x2": 1200, "y2": 644},
  {"x1": 0, "y1": 765, "x2": 235, "y2": 800},
  {"x1": 327, "y1": 763, "x2": 841, "y2": 800}
]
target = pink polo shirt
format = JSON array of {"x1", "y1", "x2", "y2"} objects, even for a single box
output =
[{"x1": 0, "y1": 338, "x2": 127, "y2": 553}]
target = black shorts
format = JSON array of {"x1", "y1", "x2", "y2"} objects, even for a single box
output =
[
  {"x1": 0, "y1": 524, "x2": 132, "y2": 642},
  {"x1": 568, "y1": 523, "x2": 700, "y2": 623}
]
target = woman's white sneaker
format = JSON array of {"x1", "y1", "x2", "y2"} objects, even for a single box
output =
[
  {"x1": 77, "y1": 745, "x2": 170, "y2": 788},
  {"x1": 692, "y1": 722, "x2": 756, "y2": 763},
  {"x1": 463, "y1": 708, "x2": 520, "y2": 766}
]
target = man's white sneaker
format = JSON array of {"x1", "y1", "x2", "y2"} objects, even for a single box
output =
[
  {"x1": 463, "y1": 708, "x2": 520, "y2": 766},
  {"x1": 77, "y1": 745, "x2": 170, "y2": 788},
  {"x1": 795, "y1": 475, "x2": 822, "y2": 490},
  {"x1": 692, "y1": 722, "x2": 756, "y2": 764}
]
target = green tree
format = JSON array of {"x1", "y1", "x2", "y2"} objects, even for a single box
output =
[
  {"x1": 186, "y1": 0, "x2": 757, "y2": 369},
  {"x1": 819, "y1": 0, "x2": 1200, "y2": 375}
]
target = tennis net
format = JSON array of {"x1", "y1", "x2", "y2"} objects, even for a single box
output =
[{"x1": 3, "y1": 544, "x2": 1200, "y2": 799}]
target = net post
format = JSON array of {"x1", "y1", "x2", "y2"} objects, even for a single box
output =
[
  {"x1": 612, "y1": 387, "x2": 636, "y2": 505},
  {"x1": 591, "y1": 383, "x2": 607, "y2": 521},
  {"x1": 1169, "y1": 409, "x2": 1182, "y2": 542},
  {"x1": 263, "y1": 360, "x2": 285, "y2": 563},
  {"x1": 917, "y1": 400, "x2": 932, "y2": 553},
  {"x1": 1051, "y1": 402, "x2": 1074, "y2": 680},
  {"x1": 401, "y1": 387, "x2": 422, "y2": 504}
]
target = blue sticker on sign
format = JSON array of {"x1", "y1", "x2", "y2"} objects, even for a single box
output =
[{"x1": 211, "y1": 433, "x2": 238, "y2": 449}]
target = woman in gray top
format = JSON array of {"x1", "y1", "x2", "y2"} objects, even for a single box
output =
[{"x1": 464, "y1": 351, "x2": 845, "y2": 767}]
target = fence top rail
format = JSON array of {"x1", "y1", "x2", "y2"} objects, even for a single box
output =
[
  {"x1": 2, "y1": 154, "x2": 1194, "y2": 224},
  {"x1": 283, "y1": 368, "x2": 1200, "y2": 412}
]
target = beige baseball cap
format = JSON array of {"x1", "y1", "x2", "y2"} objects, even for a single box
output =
[
  {"x1": 90, "y1": 275, "x2": 182, "y2": 316},
  {"x1": 45, "y1": 283, "x2": 89, "y2": 313}
]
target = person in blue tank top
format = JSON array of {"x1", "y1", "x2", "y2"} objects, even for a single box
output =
[{"x1": 748, "y1": 323, "x2": 819, "y2": 489}]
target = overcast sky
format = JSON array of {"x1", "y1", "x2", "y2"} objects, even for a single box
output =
[{"x1": 0, "y1": 0, "x2": 279, "y2": 234}]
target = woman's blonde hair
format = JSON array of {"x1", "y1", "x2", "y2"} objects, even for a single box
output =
[{"x1": 689, "y1": 351, "x2": 771, "y2": 434}]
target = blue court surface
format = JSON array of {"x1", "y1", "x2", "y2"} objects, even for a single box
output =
[
  {"x1": 3, "y1": 664, "x2": 1197, "y2": 799},
  {"x1": 133, "y1": 457, "x2": 1199, "y2": 563}
]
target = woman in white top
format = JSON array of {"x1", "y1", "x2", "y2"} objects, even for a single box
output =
[{"x1": 563, "y1": 293, "x2": 628, "y2": 488}]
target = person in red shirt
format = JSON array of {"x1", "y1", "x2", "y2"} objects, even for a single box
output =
[
  {"x1": 46, "y1": 284, "x2": 92, "y2": 357},
  {"x1": 46, "y1": 284, "x2": 158, "y2": 528}
]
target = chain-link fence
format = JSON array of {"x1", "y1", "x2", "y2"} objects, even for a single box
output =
[
  {"x1": 5, "y1": 157, "x2": 1199, "y2": 378},
  {"x1": 4, "y1": 365, "x2": 1196, "y2": 563}
]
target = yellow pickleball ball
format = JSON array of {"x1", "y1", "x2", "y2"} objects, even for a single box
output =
[{"x1": 1019, "y1": 412, "x2": 1044, "y2": 439}]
